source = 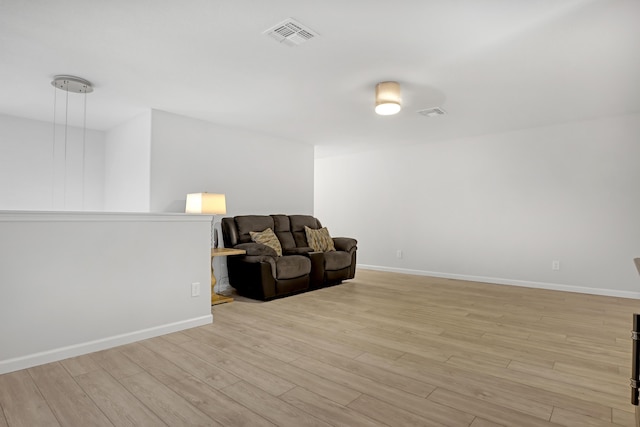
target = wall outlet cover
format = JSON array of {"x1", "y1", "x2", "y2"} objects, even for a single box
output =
[{"x1": 191, "y1": 282, "x2": 201, "y2": 297}]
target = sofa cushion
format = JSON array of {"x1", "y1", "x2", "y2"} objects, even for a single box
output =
[
  {"x1": 235, "y1": 242, "x2": 277, "y2": 257},
  {"x1": 276, "y1": 255, "x2": 311, "y2": 279},
  {"x1": 305, "y1": 226, "x2": 336, "y2": 252},
  {"x1": 271, "y1": 214, "x2": 296, "y2": 250},
  {"x1": 250, "y1": 228, "x2": 282, "y2": 256},
  {"x1": 290, "y1": 215, "x2": 321, "y2": 247},
  {"x1": 236, "y1": 215, "x2": 274, "y2": 243},
  {"x1": 324, "y1": 251, "x2": 352, "y2": 271}
]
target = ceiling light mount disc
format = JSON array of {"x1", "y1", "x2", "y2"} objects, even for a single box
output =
[{"x1": 51, "y1": 75, "x2": 93, "y2": 93}]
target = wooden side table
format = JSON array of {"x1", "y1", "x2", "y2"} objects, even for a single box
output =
[{"x1": 210, "y1": 247, "x2": 246, "y2": 305}]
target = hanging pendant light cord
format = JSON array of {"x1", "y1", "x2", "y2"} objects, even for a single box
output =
[
  {"x1": 51, "y1": 84, "x2": 57, "y2": 209},
  {"x1": 82, "y1": 90, "x2": 87, "y2": 210},
  {"x1": 63, "y1": 84, "x2": 69, "y2": 210}
]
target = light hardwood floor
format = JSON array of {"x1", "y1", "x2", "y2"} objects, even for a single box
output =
[{"x1": 1, "y1": 269, "x2": 638, "y2": 426}]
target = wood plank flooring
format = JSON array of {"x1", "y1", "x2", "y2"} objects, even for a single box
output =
[{"x1": 1, "y1": 269, "x2": 638, "y2": 426}]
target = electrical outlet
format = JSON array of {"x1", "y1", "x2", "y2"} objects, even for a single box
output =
[
  {"x1": 191, "y1": 282, "x2": 200, "y2": 297},
  {"x1": 551, "y1": 260, "x2": 560, "y2": 271},
  {"x1": 397, "y1": 250, "x2": 403, "y2": 259}
]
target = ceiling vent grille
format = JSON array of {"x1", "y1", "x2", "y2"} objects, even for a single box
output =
[
  {"x1": 417, "y1": 107, "x2": 447, "y2": 117},
  {"x1": 264, "y1": 18, "x2": 318, "y2": 47}
]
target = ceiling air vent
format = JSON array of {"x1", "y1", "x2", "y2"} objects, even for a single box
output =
[
  {"x1": 264, "y1": 18, "x2": 318, "y2": 47},
  {"x1": 417, "y1": 107, "x2": 447, "y2": 117}
]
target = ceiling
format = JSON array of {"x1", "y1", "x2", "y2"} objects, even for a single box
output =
[{"x1": 1, "y1": 0, "x2": 639, "y2": 157}]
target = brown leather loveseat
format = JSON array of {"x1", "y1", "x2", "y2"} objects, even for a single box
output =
[{"x1": 221, "y1": 214, "x2": 357, "y2": 300}]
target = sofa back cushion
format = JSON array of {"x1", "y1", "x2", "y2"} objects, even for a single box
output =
[
  {"x1": 223, "y1": 214, "x2": 325, "y2": 249},
  {"x1": 289, "y1": 215, "x2": 322, "y2": 248},
  {"x1": 271, "y1": 215, "x2": 297, "y2": 250},
  {"x1": 235, "y1": 215, "x2": 275, "y2": 244}
]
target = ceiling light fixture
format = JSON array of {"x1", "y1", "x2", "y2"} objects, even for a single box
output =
[
  {"x1": 51, "y1": 75, "x2": 93, "y2": 210},
  {"x1": 375, "y1": 81, "x2": 401, "y2": 116}
]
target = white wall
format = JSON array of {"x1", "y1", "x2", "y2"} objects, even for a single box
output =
[
  {"x1": 0, "y1": 110, "x2": 314, "y2": 216},
  {"x1": 315, "y1": 113, "x2": 640, "y2": 297},
  {"x1": 148, "y1": 110, "x2": 315, "y2": 294},
  {"x1": 149, "y1": 110, "x2": 314, "y2": 215},
  {"x1": 0, "y1": 211, "x2": 213, "y2": 374},
  {"x1": 104, "y1": 111, "x2": 152, "y2": 212},
  {"x1": 0, "y1": 114, "x2": 105, "y2": 211}
]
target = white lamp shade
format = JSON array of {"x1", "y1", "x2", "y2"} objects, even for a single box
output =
[
  {"x1": 185, "y1": 193, "x2": 227, "y2": 214},
  {"x1": 375, "y1": 81, "x2": 401, "y2": 115}
]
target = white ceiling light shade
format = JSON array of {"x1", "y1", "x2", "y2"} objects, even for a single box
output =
[{"x1": 375, "y1": 81, "x2": 401, "y2": 115}]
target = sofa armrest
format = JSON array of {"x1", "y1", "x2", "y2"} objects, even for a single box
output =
[
  {"x1": 333, "y1": 237, "x2": 357, "y2": 252},
  {"x1": 226, "y1": 256, "x2": 277, "y2": 299},
  {"x1": 234, "y1": 242, "x2": 278, "y2": 257}
]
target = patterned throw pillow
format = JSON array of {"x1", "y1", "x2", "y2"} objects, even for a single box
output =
[
  {"x1": 250, "y1": 228, "x2": 283, "y2": 256},
  {"x1": 305, "y1": 226, "x2": 336, "y2": 252}
]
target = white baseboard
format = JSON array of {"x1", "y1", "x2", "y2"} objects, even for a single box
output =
[
  {"x1": 358, "y1": 264, "x2": 640, "y2": 300},
  {"x1": 0, "y1": 314, "x2": 213, "y2": 375}
]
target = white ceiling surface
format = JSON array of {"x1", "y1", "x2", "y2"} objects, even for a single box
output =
[{"x1": 1, "y1": 0, "x2": 639, "y2": 157}]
